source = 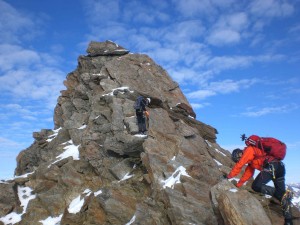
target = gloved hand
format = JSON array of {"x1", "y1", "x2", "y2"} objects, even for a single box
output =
[{"x1": 222, "y1": 174, "x2": 228, "y2": 179}]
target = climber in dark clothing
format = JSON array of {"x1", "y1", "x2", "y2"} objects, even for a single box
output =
[{"x1": 134, "y1": 96, "x2": 149, "y2": 135}]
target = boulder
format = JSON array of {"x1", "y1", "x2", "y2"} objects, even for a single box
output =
[{"x1": 86, "y1": 40, "x2": 129, "y2": 56}]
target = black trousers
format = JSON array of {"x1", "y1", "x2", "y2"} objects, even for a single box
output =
[
  {"x1": 136, "y1": 110, "x2": 146, "y2": 132},
  {"x1": 252, "y1": 161, "x2": 286, "y2": 201}
]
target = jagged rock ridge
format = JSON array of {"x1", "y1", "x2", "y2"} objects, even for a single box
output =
[{"x1": 0, "y1": 40, "x2": 299, "y2": 225}]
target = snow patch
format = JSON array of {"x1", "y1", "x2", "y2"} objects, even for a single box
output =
[
  {"x1": 134, "y1": 134, "x2": 147, "y2": 138},
  {"x1": 78, "y1": 124, "x2": 86, "y2": 130},
  {"x1": 0, "y1": 186, "x2": 36, "y2": 225},
  {"x1": 68, "y1": 195, "x2": 85, "y2": 214},
  {"x1": 94, "y1": 190, "x2": 102, "y2": 196},
  {"x1": 14, "y1": 171, "x2": 34, "y2": 179},
  {"x1": 205, "y1": 140, "x2": 212, "y2": 147},
  {"x1": 214, "y1": 159, "x2": 222, "y2": 166},
  {"x1": 39, "y1": 214, "x2": 63, "y2": 225},
  {"x1": 46, "y1": 127, "x2": 62, "y2": 142},
  {"x1": 215, "y1": 148, "x2": 226, "y2": 156},
  {"x1": 102, "y1": 87, "x2": 133, "y2": 97},
  {"x1": 120, "y1": 172, "x2": 134, "y2": 182},
  {"x1": 229, "y1": 188, "x2": 238, "y2": 193},
  {"x1": 125, "y1": 215, "x2": 136, "y2": 225},
  {"x1": 49, "y1": 140, "x2": 80, "y2": 167},
  {"x1": 162, "y1": 166, "x2": 191, "y2": 189}
]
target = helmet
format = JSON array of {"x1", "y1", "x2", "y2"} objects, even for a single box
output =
[
  {"x1": 245, "y1": 135, "x2": 260, "y2": 147},
  {"x1": 232, "y1": 148, "x2": 243, "y2": 163}
]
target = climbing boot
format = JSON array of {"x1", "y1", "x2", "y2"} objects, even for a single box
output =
[{"x1": 281, "y1": 189, "x2": 293, "y2": 213}]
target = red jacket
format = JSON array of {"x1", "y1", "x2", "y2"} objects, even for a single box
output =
[{"x1": 227, "y1": 146, "x2": 267, "y2": 187}]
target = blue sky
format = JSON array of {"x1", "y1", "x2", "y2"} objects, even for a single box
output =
[{"x1": 0, "y1": 0, "x2": 299, "y2": 183}]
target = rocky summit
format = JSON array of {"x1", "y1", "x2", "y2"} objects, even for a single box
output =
[{"x1": 0, "y1": 40, "x2": 299, "y2": 225}]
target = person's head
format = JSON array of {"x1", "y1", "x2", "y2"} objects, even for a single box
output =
[
  {"x1": 145, "y1": 97, "x2": 150, "y2": 105},
  {"x1": 245, "y1": 135, "x2": 260, "y2": 147},
  {"x1": 232, "y1": 148, "x2": 243, "y2": 163}
]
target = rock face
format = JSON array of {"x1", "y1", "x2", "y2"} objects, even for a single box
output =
[{"x1": 0, "y1": 41, "x2": 299, "y2": 225}]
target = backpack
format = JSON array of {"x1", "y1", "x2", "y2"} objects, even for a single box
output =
[
  {"x1": 260, "y1": 137, "x2": 286, "y2": 160},
  {"x1": 245, "y1": 134, "x2": 286, "y2": 160},
  {"x1": 134, "y1": 96, "x2": 144, "y2": 110}
]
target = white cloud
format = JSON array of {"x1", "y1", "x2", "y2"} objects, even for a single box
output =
[
  {"x1": 206, "y1": 12, "x2": 249, "y2": 46},
  {"x1": 0, "y1": 137, "x2": 25, "y2": 153},
  {"x1": 191, "y1": 102, "x2": 210, "y2": 109},
  {"x1": 187, "y1": 89, "x2": 216, "y2": 100},
  {"x1": 207, "y1": 55, "x2": 253, "y2": 71},
  {"x1": 0, "y1": 68, "x2": 64, "y2": 106},
  {"x1": 174, "y1": 0, "x2": 234, "y2": 17},
  {"x1": 241, "y1": 104, "x2": 299, "y2": 117},
  {"x1": 0, "y1": 44, "x2": 41, "y2": 71},
  {"x1": 207, "y1": 29, "x2": 241, "y2": 46},
  {"x1": 206, "y1": 54, "x2": 284, "y2": 73},
  {"x1": 162, "y1": 20, "x2": 205, "y2": 43},
  {"x1": 187, "y1": 79, "x2": 258, "y2": 100},
  {"x1": 249, "y1": 0, "x2": 294, "y2": 18},
  {"x1": 225, "y1": 12, "x2": 249, "y2": 30},
  {"x1": 0, "y1": 0, "x2": 42, "y2": 44},
  {"x1": 83, "y1": 0, "x2": 120, "y2": 24}
]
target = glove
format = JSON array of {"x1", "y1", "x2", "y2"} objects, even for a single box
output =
[{"x1": 222, "y1": 174, "x2": 228, "y2": 179}]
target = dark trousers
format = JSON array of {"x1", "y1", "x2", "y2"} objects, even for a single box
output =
[
  {"x1": 252, "y1": 161, "x2": 292, "y2": 220},
  {"x1": 136, "y1": 110, "x2": 146, "y2": 133},
  {"x1": 252, "y1": 161, "x2": 286, "y2": 201}
]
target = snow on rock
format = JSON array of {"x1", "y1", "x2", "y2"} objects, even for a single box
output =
[
  {"x1": 0, "y1": 186, "x2": 36, "y2": 225},
  {"x1": 162, "y1": 166, "x2": 191, "y2": 189},
  {"x1": 205, "y1": 140, "x2": 212, "y2": 147},
  {"x1": 119, "y1": 172, "x2": 134, "y2": 182},
  {"x1": 125, "y1": 215, "x2": 136, "y2": 225},
  {"x1": 14, "y1": 171, "x2": 34, "y2": 179},
  {"x1": 229, "y1": 188, "x2": 238, "y2": 193},
  {"x1": 215, "y1": 148, "x2": 226, "y2": 156},
  {"x1": 39, "y1": 214, "x2": 63, "y2": 225},
  {"x1": 214, "y1": 159, "x2": 222, "y2": 166},
  {"x1": 78, "y1": 124, "x2": 87, "y2": 130},
  {"x1": 102, "y1": 87, "x2": 133, "y2": 97},
  {"x1": 18, "y1": 186, "x2": 36, "y2": 212},
  {"x1": 46, "y1": 127, "x2": 62, "y2": 142},
  {"x1": 0, "y1": 212, "x2": 22, "y2": 225},
  {"x1": 49, "y1": 140, "x2": 80, "y2": 167},
  {"x1": 68, "y1": 195, "x2": 85, "y2": 214},
  {"x1": 94, "y1": 190, "x2": 102, "y2": 196}
]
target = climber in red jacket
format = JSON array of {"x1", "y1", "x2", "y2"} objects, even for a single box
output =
[
  {"x1": 227, "y1": 145, "x2": 266, "y2": 188},
  {"x1": 226, "y1": 135, "x2": 294, "y2": 225}
]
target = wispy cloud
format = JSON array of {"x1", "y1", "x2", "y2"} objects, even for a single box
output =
[
  {"x1": 249, "y1": 0, "x2": 294, "y2": 18},
  {"x1": 173, "y1": 0, "x2": 235, "y2": 18},
  {"x1": 0, "y1": 137, "x2": 25, "y2": 152},
  {"x1": 191, "y1": 102, "x2": 210, "y2": 109},
  {"x1": 240, "y1": 104, "x2": 299, "y2": 117},
  {"x1": 187, "y1": 79, "x2": 259, "y2": 100},
  {"x1": 0, "y1": 0, "x2": 44, "y2": 44},
  {"x1": 206, "y1": 12, "x2": 249, "y2": 46}
]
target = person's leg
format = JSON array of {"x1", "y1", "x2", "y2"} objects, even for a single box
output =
[
  {"x1": 272, "y1": 162, "x2": 286, "y2": 201},
  {"x1": 252, "y1": 170, "x2": 274, "y2": 195},
  {"x1": 273, "y1": 162, "x2": 293, "y2": 224},
  {"x1": 136, "y1": 112, "x2": 144, "y2": 133},
  {"x1": 141, "y1": 116, "x2": 146, "y2": 133}
]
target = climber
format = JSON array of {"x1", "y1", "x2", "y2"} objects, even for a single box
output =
[
  {"x1": 226, "y1": 136, "x2": 294, "y2": 225},
  {"x1": 134, "y1": 96, "x2": 150, "y2": 135}
]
